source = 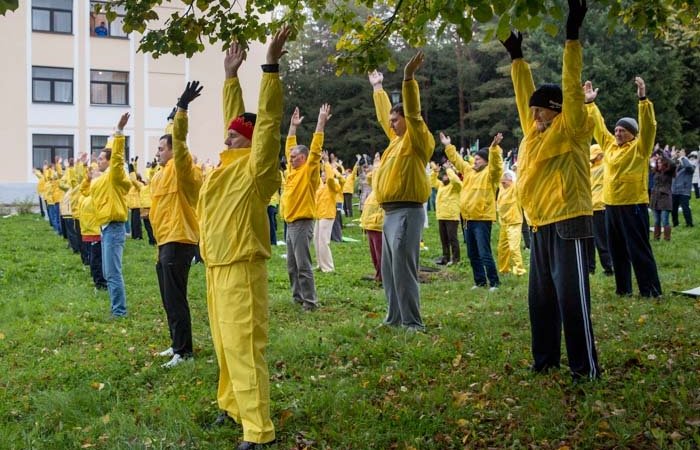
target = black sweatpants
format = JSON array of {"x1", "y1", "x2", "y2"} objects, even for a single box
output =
[
  {"x1": 587, "y1": 209, "x2": 612, "y2": 274},
  {"x1": 156, "y1": 242, "x2": 196, "y2": 357},
  {"x1": 343, "y1": 193, "x2": 353, "y2": 217},
  {"x1": 605, "y1": 204, "x2": 662, "y2": 297},
  {"x1": 88, "y1": 241, "x2": 107, "y2": 289},
  {"x1": 528, "y1": 220, "x2": 600, "y2": 380},
  {"x1": 130, "y1": 208, "x2": 143, "y2": 239},
  {"x1": 438, "y1": 219, "x2": 460, "y2": 263}
]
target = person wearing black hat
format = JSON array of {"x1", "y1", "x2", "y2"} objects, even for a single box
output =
[
  {"x1": 501, "y1": 0, "x2": 600, "y2": 381},
  {"x1": 584, "y1": 76, "x2": 662, "y2": 298}
]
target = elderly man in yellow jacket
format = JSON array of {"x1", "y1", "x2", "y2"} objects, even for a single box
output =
[
  {"x1": 444, "y1": 132, "x2": 504, "y2": 289},
  {"x1": 496, "y1": 170, "x2": 526, "y2": 276},
  {"x1": 282, "y1": 104, "x2": 330, "y2": 311},
  {"x1": 314, "y1": 152, "x2": 342, "y2": 272},
  {"x1": 368, "y1": 51, "x2": 435, "y2": 331},
  {"x1": 89, "y1": 112, "x2": 132, "y2": 318},
  {"x1": 150, "y1": 81, "x2": 204, "y2": 368},
  {"x1": 501, "y1": 0, "x2": 600, "y2": 381},
  {"x1": 197, "y1": 29, "x2": 289, "y2": 450},
  {"x1": 430, "y1": 162, "x2": 462, "y2": 266},
  {"x1": 584, "y1": 77, "x2": 661, "y2": 298},
  {"x1": 586, "y1": 144, "x2": 613, "y2": 276}
]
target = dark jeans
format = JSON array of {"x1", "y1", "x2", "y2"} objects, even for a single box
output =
[
  {"x1": 331, "y1": 206, "x2": 343, "y2": 242},
  {"x1": 671, "y1": 194, "x2": 693, "y2": 226},
  {"x1": 88, "y1": 241, "x2": 107, "y2": 289},
  {"x1": 343, "y1": 193, "x2": 353, "y2": 217},
  {"x1": 605, "y1": 204, "x2": 662, "y2": 297},
  {"x1": 65, "y1": 218, "x2": 81, "y2": 253},
  {"x1": 438, "y1": 219, "x2": 460, "y2": 263},
  {"x1": 587, "y1": 209, "x2": 612, "y2": 274},
  {"x1": 143, "y1": 217, "x2": 156, "y2": 245},
  {"x1": 521, "y1": 216, "x2": 531, "y2": 249},
  {"x1": 130, "y1": 208, "x2": 143, "y2": 239},
  {"x1": 267, "y1": 205, "x2": 278, "y2": 245},
  {"x1": 693, "y1": 183, "x2": 699, "y2": 199},
  {"x1": 465, "y1": 220, "x2": 499, "y2": 287},
  {"x1": 156, "y1": 242, "x2": 197, "y2": 357},
  {"x1": 39, "y1": 196, "x2": 45, "y2": 217}
]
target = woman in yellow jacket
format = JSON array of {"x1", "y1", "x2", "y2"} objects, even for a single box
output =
[
  {"x1": 430, "y1": 163, "x2": 462, "y2": 265},
  {"x1": 360, "y1": 188, "x2": 384, "y2": 282},
  {"x1": 313, "y1": 156, "x2": 342, "y2": 272},
  {"x1": 78, "y1": 176, "x2": 107, "y2": 290},
  {"x1": 496, "y1": 171, "x2": 526, "y2": 276}
]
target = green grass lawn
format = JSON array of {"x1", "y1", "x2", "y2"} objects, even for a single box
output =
[{"x1": 0, "y1": 204, "x2": 698, "y2": 449}]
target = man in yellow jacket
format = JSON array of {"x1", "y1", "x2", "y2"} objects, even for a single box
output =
[
  {"x1": 587, "y1": 144, "x2": 613, "y2": 276},
  {"x1": 496, "y1": 170, "x2": 526, "y2": 276},
  {"x1": 368, "y1": 51, "x2": 435, "y2": 331},
  {"x1": 150, "y1": 81, "x2": 204, "y2": 368},
  {"x1": 90, "y1": 112, "x2": 132, "y2": 318},
  {"x1": 314, "y1": 153, "x2": 342, "y2": 272},
  {"x1": 197, "y1": 29, "x2": 290, "y2": 450},
  {"x1": 430, "y1": 162, "x2": 462, "y2": 266},
  {"x1": 584, "y1": 77, "x2": 661, "y2": 297},
  {"x1": 501, "y1": 0, "x2": 600, "y2": 381},
  {"x1": 282, "y1": 104, "x2": 330, "y2": 311},
  {"x1": 443, "y1": 132, "x2": 504, "y2": 289}
]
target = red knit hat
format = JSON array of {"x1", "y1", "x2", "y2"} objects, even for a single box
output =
[{"x1": 228, "y1": 115, "x2": 255, "y2": 140}]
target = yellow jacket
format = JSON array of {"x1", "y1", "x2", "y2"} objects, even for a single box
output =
[
  {"x1": 342, "y1": 165, "x2": 357, "y2": 194},
  {"x1": 197, "y1": 73, "x2": 283, "y2": 266},
  {"x1": 88, "y1": 134, "x2": 132, "y2": 225},
  {"x1": 269, "y1": 170, "x2": 283, "y2": 207},
  {"x1": 497, "y1": 183, "x2": 522, "y2": 226},
  {"x1": 586, "y1": 100, "x2": 656, "y2": 205},
  {"x1": 34, "y1": 169, "x2": 47, "y2": 198},
  {"x1": 590, "y1": 160, "x2": 605, "y2": 211},
  {"x1": 372, "y1": 80, "x2": 435, "y2": 204},
  {"x1": 60, "y1": 188, "x2": 72, "y2": 216},
  {"x1": 360, "y1": 190, "x2": 384, "y2": 232},
  {"x1": 139, "y1": 183, "x2": 152, "y2": 209},
  {"x1": 69, "y1": 184, "x2": 83, "y2": 219},
  {"x1": 78, "y1": 195, "x2": 101, "y2": 237},
  {"x1": 281, "y1": 133, "x2": 322, "y2": 222},
  {"x1": 150, "y1": 110, "x2": 202, "y2": 246},
  {"x1": 511, "y1": 41, "x2": 593, "y2": 227},
  {"x1": 315, "y1": 163, "x2": 342, "y2": 219},
  {"x1": 446, "y1": 144, "x2": 503, "y2": 221},
  {"x1": 431, "y1": 168, "x2": 462, "y2": 221}
]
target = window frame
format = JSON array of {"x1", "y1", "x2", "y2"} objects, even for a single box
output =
[
  {"x1": 32, "y1": 134, "x2": 74, "y2": 170},
  {"x1": 90, "y1": 135, "x2": 130, "y2": 161},
  {"x1": 31, "y1": 2, "x2": 73, "y2": 35},
  {"x1": 32, "y1": 66, "x2": 74, "y2": 104},
  {"x1": 89, "y1": 1, "x2": 129, "y2": 39},
  {"x1": 90, "y1": 70, "x2": 129, "y2": 106}
]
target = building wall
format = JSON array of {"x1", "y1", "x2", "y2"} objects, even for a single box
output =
[{"x1": 0, "y1": 0, "x2": 266, "y2": 203}]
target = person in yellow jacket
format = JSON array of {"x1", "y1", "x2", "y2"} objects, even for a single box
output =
[
  {"x1": 583, "y1": 77, "x2": 661, "y2": 298},
  {"x1": 88, "y1": 112, "x2": 132, "y2": 318},
  {"x1": 586, "y1": 144, "x2": 613, "y2": 276},
  {"x1": 137, "y1": 177, "x2": 156, "y2": 245},
  {"x1": 360, "y1": 189, "x2": 385, "y2": 282},
  {"x1": 342, "y1": 160, "x2": 358, "y2": 217},
  {"x1": 78, "y1": 184, "x2": 107, "y2": 291},
  {"x1": 282, "y1": 103, "x2": 330, "y2": 311},
  {"x1": 501, "y1": 0, "x2": 600, "y2": 381},
  {"x1": 125, "y1": 157, "x2": 144, "y2": 240},
  {"x1": 368, "y1": 51, "x2": 435, "y2": 331},
  {"x1": 44, "y1": 159, "x2": 63, "y2": 234},
  {"x1": 197, "y1": 30, "x2": 290, "y2": 449},
  {"x1": 150, "y1": 81, "x2": 204, "y2": 369},
  {"x1": 314, "y1": 153, "x2": 342, "y2": 272},
  {"x1": 430, "y1": 161, "x2": 462, "y2": 266},
  {"x1": 496, "y1": 170, "x2": 526, "y2": 276},
  {"x1": 444, "y1": 132, "x2": 504, "y2": 288},
  {"x1": 34, "y1": 167, "x2": 48, "y2": 219}
]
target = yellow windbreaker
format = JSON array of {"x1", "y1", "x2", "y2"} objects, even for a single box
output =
[
  {"x1": 281, "y1": 133, "x2": 322, "y2": 222},
  {"x1": 511, "y1": 41, "x2": 593, "y2": 227},
  {"x1": 372, "y1": 80, "x2": 435, "y2": 204},
  {"x1": 89, "y1": 135, "x2": 131, "y2": 226},
  {"x1": 34, "y1": 169, "x2": 47, "y2": 198},
  {"x1": 446, "y1": 144, "x2": 503, "y2": 221},
  {"x1": 590, "y1": 160, "x2": 604, "y2": 211},
  {"x1": 315, "y1": 163, "x2": 342, "y2": 219},
  {"x1": 150, "y1": 110, "x2": 202, "y2": 246},
  {"x1": 497, "y1": 183, "x2": 522, "y2": 226},
  {"x1": 360, "y1": 190, "x2": 384, "y2": 232},
  {"x1": 78, "y1": 195, "x2": 101, "y2": 237},
  {"x1": 197, "y1": 73, "x2": 282, "y2": 266},
  {"x1": 60, "y1": 189, "x2": 72, "y2": 216},
  {"x1": 431, "y1": 168, "x2": 462, "y2": 221},
  {"x1": 586, "y1": 100, "x2": 656, "y2": 205},
  {"x1": 70, "y1": 184, "x2": 83, "y2": 220},
  {"x1": 139, "y1": 183, "x2": 152, "y2": 209},
  {"x1": 342, "y1": 165, "x2": 357, "y2": 194}
]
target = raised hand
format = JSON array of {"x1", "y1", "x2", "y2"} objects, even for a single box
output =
[
  {"x1": 583, "y1": 80, "x2": 599, "y2": 103},
  {"x1": 290, "y1": 107, "x2": 304, "y2": 127},
  {"x1": 404, "y1": 51, "x2": 425, "y2": 81},
  {"x1": 316, "y1": 103, "x2": 332, "y2": 132},
  {"x1": 491, "y1": 132, "x2": 504, "y2": 147},
  {"x1": 500, "y1": 31, "x2": 523, "y2": 60},
  {"x1": 177, "y1": 81, "x2": 203, "y2": 110},
  {"x1": 225, "y1": 41, "x2": 247, "y2": 78},
  {"x1": 635, "y1": 76, "x2": 646, "y2": 98},
  {"x1": 166, "y1": 106, "x2": 176, "y2": 121},
  {"x1": 267, "y1": 25, "x2": 291, "y2": 65},
  {"x1": 117, "y1": 112, "x2": 130, "y2": 131},
  {"x1": 439, "y1": 132, "x2": 451, "y2": 147},
  {"x1": 368, "y1": 70, "x2": 384, "y2": 89},
  {"x1": 566, "y1": 0, "x2": 587, "y2": 40}
]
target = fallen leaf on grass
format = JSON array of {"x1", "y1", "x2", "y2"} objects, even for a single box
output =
[
  {"x1": 278, "y1": 409, "x2": 293, "y2": 427},
  {"x1": 0, "y1": 332, "x2": 5, "y2": 340},
  {"x1": 101, "y1": 414, "x2": 110, "y2": 424},
  {"x1": 452, "y1": 354, "x2": 462, "y2": 367},
  {"x1": 90, "y1": 382, "x2": 105, "y2": 391},
  {"x1": 685, "y1": 418, "x2": 700, "y2": 427},
  {"x1": 669, "y1": 431, "x2": 683, "y2": 441}
]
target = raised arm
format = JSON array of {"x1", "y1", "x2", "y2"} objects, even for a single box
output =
[
  {"x1": 223, "y1": 41, "x2": 246, "y2": 137},
  {"x1": 501, "y1": 31, "x2": 534, "y2": 131},
  {"x1": 583, "y1": 81, "x2": 615, "y2": 148},
  {"x1": 402, "y1": 51, "x2": 435, "y2": 162},
  {"x1": 440, "y1": 132, "x2": 469, "y2": 174},
  {"x1": 636, "y1": 76, "x2": 657, "y2": 159},
  {"x1": 307, "y1": 104, "x2": 329, "y2": 173},
  {"x1": 110, "y1": 112, "x2": 132, "y2": 191},
  {"x1": 285, "y1": 106, "x2": 303, "y2": 163},
  {"x1": 369, "y1": 70, "x2": 394, "y2": 140},
  {"x1": 174, "y1": 80, "x2": 204, "y2": 206},
  {"x1": 488, "y1": 133, "x2": 505, "y2": 184},
  {"x1": 561, "y1": 0, "x2": 589, "y2": 136}
]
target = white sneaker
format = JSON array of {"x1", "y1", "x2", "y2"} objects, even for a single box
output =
[
  {"x1": 161, "y1": 353, "x2": 186, "y2": 368},
  {"x1": 471, "y1": 285, "x2": 482, "y2": 290},
  {"x1": 489, "y1": 286, "x2": 499, "y2": 292},
  {"x1": 158, "y1": 347, "x2": 174, "y2": 357}
]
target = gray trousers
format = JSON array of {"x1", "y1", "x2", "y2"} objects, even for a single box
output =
[
  {"x1": 286, "y1": 219, "x2": 317, "y2": 307},
  {"x1": 381, "y1": 207, "x2": 425, "y2": 329}
]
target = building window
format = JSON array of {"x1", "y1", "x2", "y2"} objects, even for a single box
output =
[
  {"x1": 91, "y1": 135, "x2": 130, "y2": 161},
  {"x1": 32, "y1": 66, "x2": 73, "y2": 104},
  {"x1": 32, "y1": 0, "x2": 72, "y2": 34},
  {"x1": 90, "y1": 1, "x2": 128, "y2": 38},
  {"x1": 32, "y1": 134, "x2": 73, "y2": 170},
  {"x1": 90, "y1": 70, "x2": 129, "y2": 105}
]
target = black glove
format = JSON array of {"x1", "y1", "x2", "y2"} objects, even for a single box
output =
[
  {"x1": 176, "y1": 81, "x2": 203, "y2": 110},
  {"x1": 166, "y1": 107, "x2": 176, "y2": 121},
  {"x1": 500, "y1": 31, "x2": 523, "y2": 60},
  {"x1": 128, "y1": 163, "x2": 135, "y2": 173},
  {"x1": 566, "y1": 0, "x2": 587, "y2": 40}
]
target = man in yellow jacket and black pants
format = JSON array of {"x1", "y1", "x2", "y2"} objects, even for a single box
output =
[
  {"x1": 197, "y1": 29, "x2": 290, "y2": 450},
  {"x1": 90, "y1": 112, "x2": 132, "y2": 318},
  {"x1": 368, "y1": 51, "x2": 435, "y2": 331},
  {"x1": 502, "y1": 0, "x2": 600, "y2": 381},
  {"x1": 584, "y1": 77, "x2": 661, "y2": 297},
  {"x1": 443, "y1": 132, "x2": 504, "y2": 290},
  {"x1": 586, "y1": 144, "x2": 613, "y2": 276},
  {"x1": 150, "y1": 81, "x2": 204, "y2": 368}
]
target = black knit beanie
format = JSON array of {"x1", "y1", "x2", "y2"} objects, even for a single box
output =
[
  {"x1": 615, "y1": 117, "x2": 638, "y2": 136},
  {"x1": 475, "y1": 148, "x2": 489, "y2": 162},
  {"x1": 528, "y1": 84, "x2": 563, "y2": 112}
]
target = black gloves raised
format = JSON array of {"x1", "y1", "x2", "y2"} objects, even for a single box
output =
[
  {"x1": 566, "y1": 0, "x2": 587, "y2": 40},
  {"x1": 176, "y1": 81, "x2": 204, "y2": 110},
  {"x1": 500, "y1": 31, "x2": 523, "y2": 61}
]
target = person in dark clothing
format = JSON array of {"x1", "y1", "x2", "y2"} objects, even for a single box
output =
[{"x1": 650, "y1": 153, "x2": 676, "y2": 240}]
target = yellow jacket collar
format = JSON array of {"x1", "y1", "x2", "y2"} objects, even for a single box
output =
[{"x1": 220, "y1": 147, "x2": 251, "y2": 167}]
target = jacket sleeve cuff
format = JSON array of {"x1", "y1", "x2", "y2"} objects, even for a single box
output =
[{"x1": 261, "y1": 64, "x2": 279, "y2": 73}]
